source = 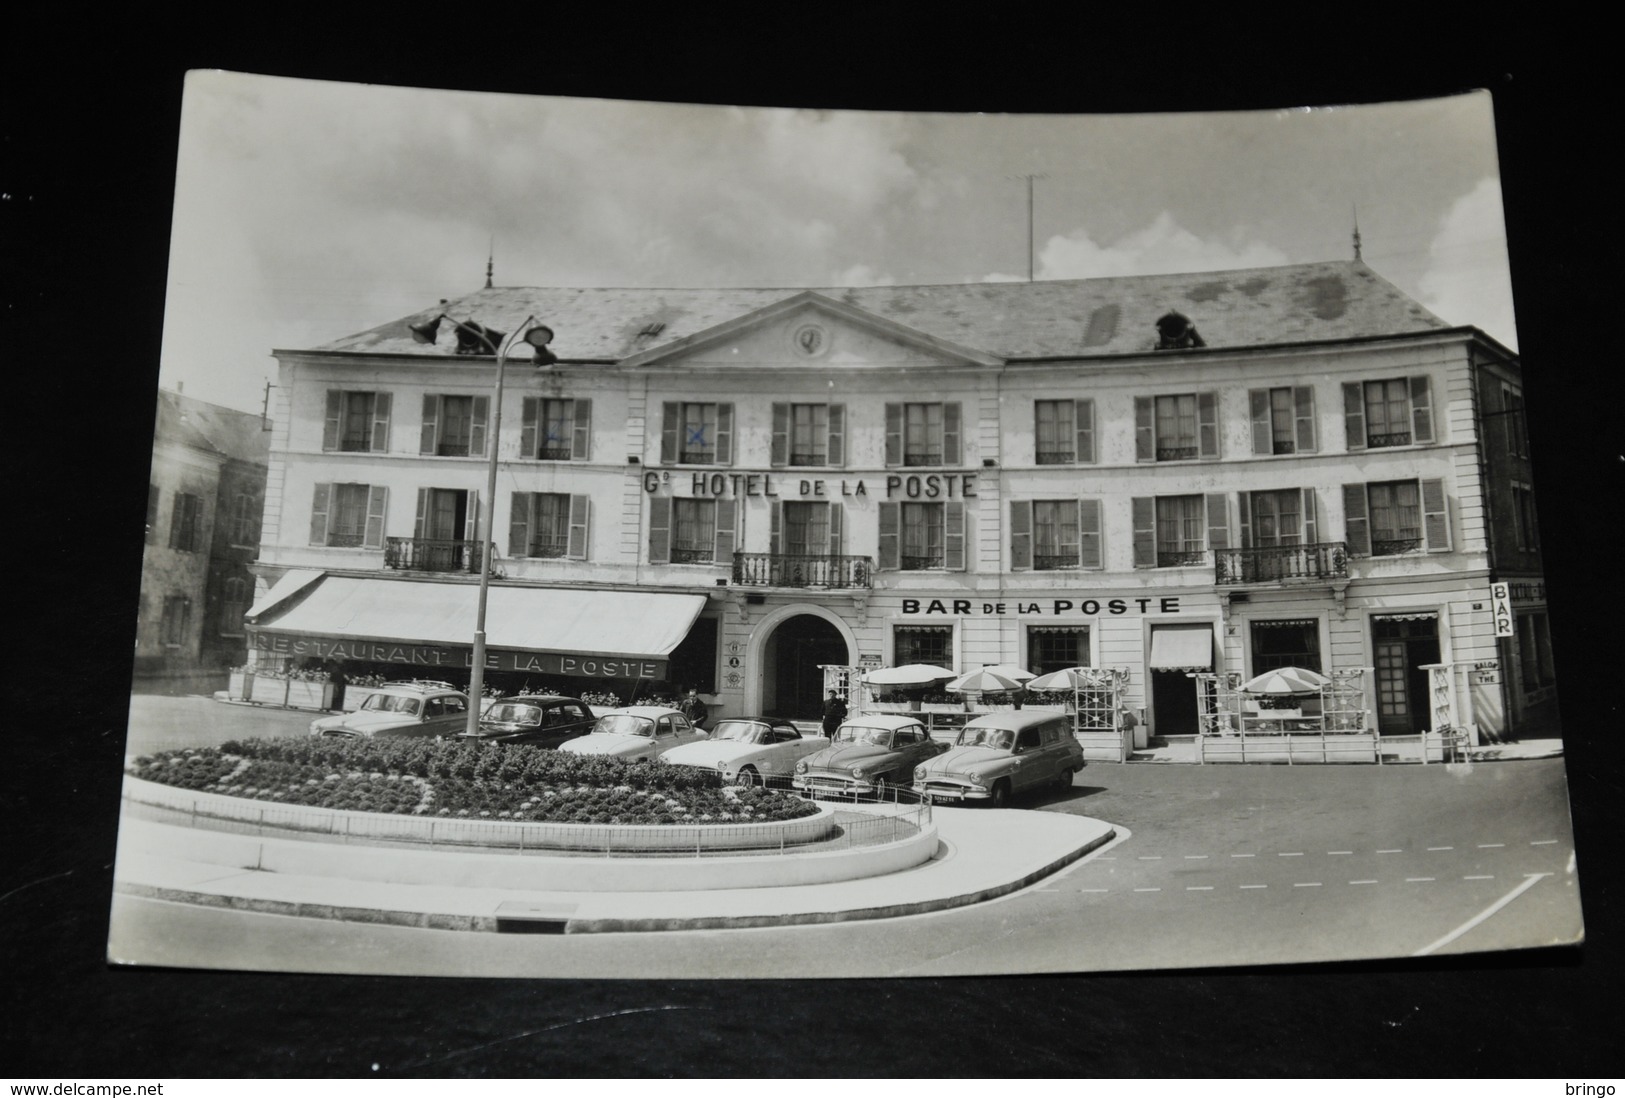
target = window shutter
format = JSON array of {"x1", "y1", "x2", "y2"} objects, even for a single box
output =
[
  {"x1": 309, "y1": 484, "x2": 332, "y2": 546},
  {"x1": 1342, "y1": 484, "x2": 1371, "y2": 556},
  {"x1": 1079, "y1": 498, "x2": 1103, "y2": 569},
  {"x1": 877, "y1": 501, "x2": 900, "y2": 570},
  {"x1": 520, "y1": 398, "x2": 539, "y2": 459},
  {"x1": 1293, "y1": 386, "x2": 1317, "y2": 452},
  {"x1": 1420, "y1": 477, "x2": 1450, "y2": 551},
  {"x1": 711, "y1": 403, "x2": 733, "y2": 466},
  {"x1": 508, "y1": 492, "x2": 531, "y2": 557},
  {"x1": 714, "y1": 497, "x2": 737, "y2": 562},
  {"x1": 371, "y1": 393, "x2": 392, "y2": 453},
  {"x1": 770, "y1": 403, "x2": 789, "y2": 467},
  {"x1": 1205, "y1": 492, "x2": 1229, "y2": 552},
  {"x1": 1131, "y1": 496, "x2": 1156, "y2": 567},
  {"x1": 944, "y1": 501, "x2": 967, "y2": 570},
  {"x1": 1134, "y1": 397, "x2": 1155, "y2": 462},
  {"x1": 648, "y1": 496, "x2": 671, "y2": 565},
  {"x1": 828, "y1": 501, "x2": 844, "y2": 555},
  {"x1": 1198, "y1": 391, "x2": 1220, "y2": 458},
  {"x1": 1237, "y1": 492, "x2": 1253, "y2": 549},
  {"x1": 470, "y1": 396, "x2": 488, "y2": 457},
  {"x1": 463, "y1": 490, "x2": 480, "y2": 545},
  {"x1": 944, "y1": 402, "x2": 962, "y2": 465},
  {"x1": 1301, "y1": 487, "x2": 1318, "y2": 544},
  {"x1": 660, "y1": 403, "x2": 679, "y2": 465},
  {"x1": 1010, "y1": 500, "x2": 1033, "y2": 571},
  {"x1": 323, "y1": 392, "x2": 341, "y2": 451},
  {"x1": 827, "y1": 404, "x2": 845, "y2": 467},
  {"x1": 769, "y1": 500, "x2": 783, "y2": 555},
  {"x1": 1409, "y1": 376, "x2": 1435, "y2": 444},
  {"x1": 1249, "y1": 389, "x2": 1272, "y2": 455},
  {"x1": 363, "y1": 486, "x2": 388, "y2": 549},
  {"x1": 1075, "y1": 399, "x2": 1096, "y2": 464},
  {"x1": 571, "y1": 399, "x2": 592, "y2": 460},
  {"x1": 414, "y1": 487, "x2": 429, "y2": 539},
  {"x1": 884, "y1": 403, "x2": 903, "y2": 466},
  {"x1": 1342, "y1": 383, "x2": 1366, "y2": 450},
  {"x1": 567, "y1": 494, "x2": 590, "y2": 560},
  {"x1": 420, "y1": 395, "x2": 439, "y2": 454}
]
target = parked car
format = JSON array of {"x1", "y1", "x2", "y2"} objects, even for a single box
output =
[
  {"x1": 308, "y1": 680, "x2": 472, "y2": 740},
  {"x1": 458, "y1": 694, "x2": 598, "y2": 748},
  {"x1": 661, "y1": 716, "x2": 828, "y2": 787},
  {"x1": 911, "y1": 710, "x2": 1084, "y2": 806},
  {"x1": 792, "y1": 714, "x2": 946, "y2": 799},
  {"x1": 557, "y1": 705, "x2": 706, "y2": 762}
]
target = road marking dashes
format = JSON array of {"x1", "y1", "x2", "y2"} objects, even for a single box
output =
[
  {"x1": 1133, "y1": 887, "x2": 1161, "y2": 893},
  {"x1": 1531, "y1": 840, "x2": 1558, "y2": 846},
  {"x1": 1328, "y1": 851, "x2": 1353, "y2": 856},
  {"x1": 1478, "y1": 843, "x2": 1505, "y2": 849},
  {"x1": 1293, "y1": 882, "x2": 1323, "y2": 888},
  {"x1": 1427, "y1": 846, "x2": 1454, "y2": 851},
  {"x1": 1465, "y1": 875, "x2": 1495, "y2": 881},
  {"x1": 1278, "y1": 852, "x2": 1304, "y2": 857},
  {"x1": 1377, "y1": 849, "x2": 1403, "y2": 854},
  {"x1": 1137, "y1": 856, "x2": 1163, "y2": 861},
  {"x1": 1186, "y1": 886, "x2": 1214, "y2": 891},
  {"x1": 1080, "y1": 888, "x2": 1110, "y2": 893},
  {"x1": 1405, "y1": 877, "x2": 1437, "y2": 883},
  {"x1": 1239, "y1": 884, "x2": 1267, "y2": 889},
  {"x1": 1350, "y1": 880, "x2": 1378, "y2": 885},
  {"x1": 1184, "y1": 855, "x2": 1208, "y2": 860},
  {"x1": 1231, "y1": 854, "x2": 1255, "y2": 859}
]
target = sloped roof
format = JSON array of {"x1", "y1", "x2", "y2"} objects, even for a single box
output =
[
  {"x1": 153, "y1": 390, "x2": 271, "y2": 466},
  {"x1": 310, "y1": 260, "x2": 1452, "y2": 363}
]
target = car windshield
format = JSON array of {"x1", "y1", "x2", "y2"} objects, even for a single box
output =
[
  {"x1": 593, "y1": 714, "x2": 656, "y2": 739},
  {"x1": 711, "y1": 721, "x2": 768, "y2": 744},
  {"x1": 484, "y1": 703, "x2": 541, "y2": 726},
  {"x1": 957, "y1": 727, "x2": 1015, "y2": 751},
  {"x1": 361, "y1": 695, "x2": 420, "y2": 715},
  {"x1": 834, "y1": 725, "x2": 895, "y2": 748}
]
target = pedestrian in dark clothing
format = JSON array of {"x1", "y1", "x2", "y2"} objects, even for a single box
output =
[
  {"x1": 679, "y1": 688, "x2": 709, "y2": 729},
  {"x1": 822, "y1": 691, "x2": 848, "y2": 738}
]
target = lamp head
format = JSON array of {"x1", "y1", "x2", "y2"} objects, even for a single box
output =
[
  {"x1": 408, "y1": 316, "x2": 443, "y2": 344},
  {"x1": 525, "y1": 324, "x2": 557, "y2": 366}
]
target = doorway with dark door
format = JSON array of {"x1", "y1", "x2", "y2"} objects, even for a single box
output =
[
  {"x1": 1148, "y1": 623, "x2": 1214, "y2": 736},
  {"x1": 1372, "y1": 614, "x2": 1440, "y2": 735},
  {"x1": 767, "y1": 614, "x2": 848, "y2": 720}
]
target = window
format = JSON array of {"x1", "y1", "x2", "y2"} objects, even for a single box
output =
[
  {"x1": 1343, "y1": 478, "x2": 1450, "y2": 556},
  {"x1": 1028, "y1": 626, "x2": 1089, "y2": 676},
  {"x1": 219, "y1": 576, "x2": 250, "y2": 637},
  {"x1": 660, "y1": 402, "x2": 734, "y2": 465},
  {"x1": 1511, "y1": 483, "x2": 1540, "y2": 552},
  {"x1": 521, "y1": 397, "x2": 592, "y2": 461},
  {"x1": 781, "y1": 501, "x2": 830, "y2": 556},
  {"x1": 894, "y1": 625, "x2": 952, "y2": 666},
  {"x1": 1250, "y1": 619, "x2": 1321, "y2": 673},
  {"x1": 1249, "y1": 386, "x2": 1317, "y2": 455},
  {"x1": 309, "y1": 483, "x2": 388, "y2": 549},
  {"x1": 1504, "y1": 387, "x2": 1529, "y2": 457},
  {"x1": 160, "y1": 595, "x2": 190, "y2": 647},
  {"x1": 877, "y1": 500, "x2": 966, "y2": 571},
  {"x1": 1246, "y1": 489, "x2": 1304, "y2": 546},
  {"x1": 1034, "y1": 399, "x2": 1095, "y2": 464},
  {"x1": 648, "y1": 496, "x2": 736, "y2": 565},
  {"x1": 1134, "y1": 392, "x2": 1219, "y2": 461},
  {"x1": 1342, "y1": 376, "x2": 1434, "y2": 449},
  {"x1": 508, "y1": 491, "x2": 589, "y2": 560},
  {"x1": 168, "y1": 492, "x2": 201, "y2": 552},
  {"x1": 1518, "y1": 612, "x2": 1556, "y2": 691},
  {"x1": 770, "y1": 403, "x2": 845, "y2": 467},
  {"x1": 323, "y1": 391, "x2": 392, "y2": 453},
  {"x1": 420, "y1": 394, "x2": 488, "y2": 457},
  {"x1": 1010, "y1": 499, "x2": 1104, "y2": 571},
  {"x1": 230, "y1": 491, "x2": 260, "y2": 548},
  {"x1": 146, "y1": 484, "x2": 159, "y2": 544},
  {"x1": 884, "y1": 402, "x2": 962, "y2": 467},
  {"x1": 1132, "y1": 493, "x2": 1228, "y2": 568}
]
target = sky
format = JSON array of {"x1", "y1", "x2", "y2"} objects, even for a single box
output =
[{"x1": 157, "y1": 73, "x2": 1518, "y2": 413}]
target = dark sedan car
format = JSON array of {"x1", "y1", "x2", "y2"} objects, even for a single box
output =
[{"x1": 458, "y1": 694, "x2": 597, "y2": 747}]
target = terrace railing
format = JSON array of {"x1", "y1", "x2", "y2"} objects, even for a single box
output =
[
  {"x1": 732, "y1": 552, "x2": 873, "y2": 589},
  {"x1": 1214, "y1": 541, "x2": 1349, "y2": 586},
  {"x1": 383, "y1": 536, "x2": 484, "y2": 574}
]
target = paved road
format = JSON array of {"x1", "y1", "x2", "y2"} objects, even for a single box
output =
[{"x1": 115, "y1": 695, "x2": 1583, "y2": 977}]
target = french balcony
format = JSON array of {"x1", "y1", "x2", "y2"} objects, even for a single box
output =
[
  {"x1": 1215, "y1": 541, "x2": 1349, "y2": 587},
  {"x1": 384, "y1": 536, "x2": 484, "y2": 574},
  {"x1": 732, "y1": 552, "x2": 873, "y2": 589}
]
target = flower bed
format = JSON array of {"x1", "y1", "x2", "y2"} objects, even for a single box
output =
[{"x1": 127, "y1": 739, "x2": 821, "y2": 826}]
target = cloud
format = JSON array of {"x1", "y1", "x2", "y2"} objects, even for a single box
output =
[
  {"x1": 1418, "y1": 178, "x2": 1518, "y2": 350},
  {"x1": 1035, "y1": 213, "x2": 1291, "y2": 279}
]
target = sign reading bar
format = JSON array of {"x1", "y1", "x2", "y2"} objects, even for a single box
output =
[
  {"x1": 251, "y1": 632, "x2": 665, "y2": 680},
  {"x1": 1490, "y1": 583, "x2": 1515, "y2": 638}
]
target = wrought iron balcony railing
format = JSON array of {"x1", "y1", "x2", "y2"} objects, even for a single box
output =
[
  {"x1": 1214, "y1": 541, "x2": 1350, "y2": 586},
  {"x1": 1033, "y1": 552, "x2": 1081, "y2": 570},
  {"x1": 669, "y1": 547, "x2": 716, "y2": 565},
  {"x1": 384, "y1": 536, "x2": 484, "y2": 574},
  {"x1": 1367, "y1": 432, "x2": 1412, "y2": 448},
  {"x1": 1157, "y1": 445, "x2": 1199, "y2": 461},
  {"x1": 903, "y1": 451, "x2": 943, "y2": 466},
  {"x1": 1156, "y1": 549, "x2": 1209, "y2": 568},
  {"x1": 732, "y1": 552, "x2": 873, "y2": 588},
  {"x1": 1370, "y1": 537, "x2": 1422, "y2": 557},
  {"x1": 1035, "y1": 449, "x2": 1075, "y2": 465}
]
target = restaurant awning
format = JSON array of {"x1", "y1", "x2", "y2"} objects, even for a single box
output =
[
  {"x1": 246, "y1": 569, "x2": 325, "y2": 619},
  {"x1": 247, "y1": 576, "x2": 707, "y2": 680},
  {"x1": 1148, "y1": 625, "x2": 1214, "y2": 671}
]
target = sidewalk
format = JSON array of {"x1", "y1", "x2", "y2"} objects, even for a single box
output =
[{"x1": 1127, "y1": 736, "x2": 1564, "y2": 763}]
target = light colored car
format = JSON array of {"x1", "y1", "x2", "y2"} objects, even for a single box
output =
[
  {"x1": 557, "y1": 705, "x2": 706, "y2": 762},
  {"x1": 911, "y1": 710, "x2": 1085, "y2": 806},
  {"x1": 660, "y1": 716, "x2": 828, "y2": 787},
  {"x1": 307, "y1": 680, "x2": 471, "y2": 740},
  {"x1": 792, "y1": 714, "x2": 946, "y2": 799}
]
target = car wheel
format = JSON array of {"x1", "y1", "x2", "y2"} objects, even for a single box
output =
[
  {"x1": 871, "y1": 773, "x2": 891, "y2": 802},
  {"x1": 735, "y1": 766, "x2": 761, "y2": 789},
  {"x1": 989, "y1": 779, "x2": 1011, "y2": 808},
  {"x1": 1055, "y1": 766, "x2": 1075, "y2": 792}
]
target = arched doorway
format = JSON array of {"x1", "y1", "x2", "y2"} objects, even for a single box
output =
[{"x1": 762, "y1": 614, "x2": 849, "y2": 719}]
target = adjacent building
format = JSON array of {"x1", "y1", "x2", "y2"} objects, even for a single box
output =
[{"x1": 244, "y1": 260, "x2": 1557, "y2": 738}]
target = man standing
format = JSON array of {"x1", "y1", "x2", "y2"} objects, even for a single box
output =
[
  {"x1": 822, "y1": 691, "x2": 848, "y2": 739},
  {"x1": 679, "y1": 687, "x2": 709, "y2": 729}
]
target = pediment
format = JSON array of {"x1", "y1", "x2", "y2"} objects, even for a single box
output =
[{"x1": 618, "y1": 291, "x2": 1004, "y2": 370}]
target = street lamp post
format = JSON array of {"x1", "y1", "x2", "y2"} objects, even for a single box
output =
[{"x1": 409, "y1": 312, "x2": 556, "y2": 737}]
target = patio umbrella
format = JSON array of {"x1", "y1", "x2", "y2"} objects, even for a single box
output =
[
  {"x1": 946, "y1": 668, "x2": 1029, "y2": 693},
  {"x1": 862, "y1": 663, "x2": 959, "y2": 686},
  {"x1": 1239, "y1": 666, "x2": 1331, "y2": 695},
  {"x1": 1026, "y1": 667, "x2": 1096, "y2": 692}
]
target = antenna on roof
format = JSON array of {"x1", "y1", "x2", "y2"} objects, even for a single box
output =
[
  {"x1": 485, "y1": 237, "x2": 494, "y2": 289},
  {"x1": 1009, "y1": 173, "x2": 1047, "y2": 281},
  {"x1": 1352, "y1": 206, "x2": 1363, "y2": 262}
]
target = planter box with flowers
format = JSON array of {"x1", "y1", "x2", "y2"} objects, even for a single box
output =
[{"x1": 231, "y1": 668, "x2": 335, "y2": 710}]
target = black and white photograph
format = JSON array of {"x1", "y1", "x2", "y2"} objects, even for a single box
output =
[{"x1": 106, "y1": 72, "x2": 1584, "y2": 981}]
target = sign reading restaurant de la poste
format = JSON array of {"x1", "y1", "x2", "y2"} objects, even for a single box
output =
[{"x1": 250, "y1": 632, "x2": 664, "y2": 680}]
